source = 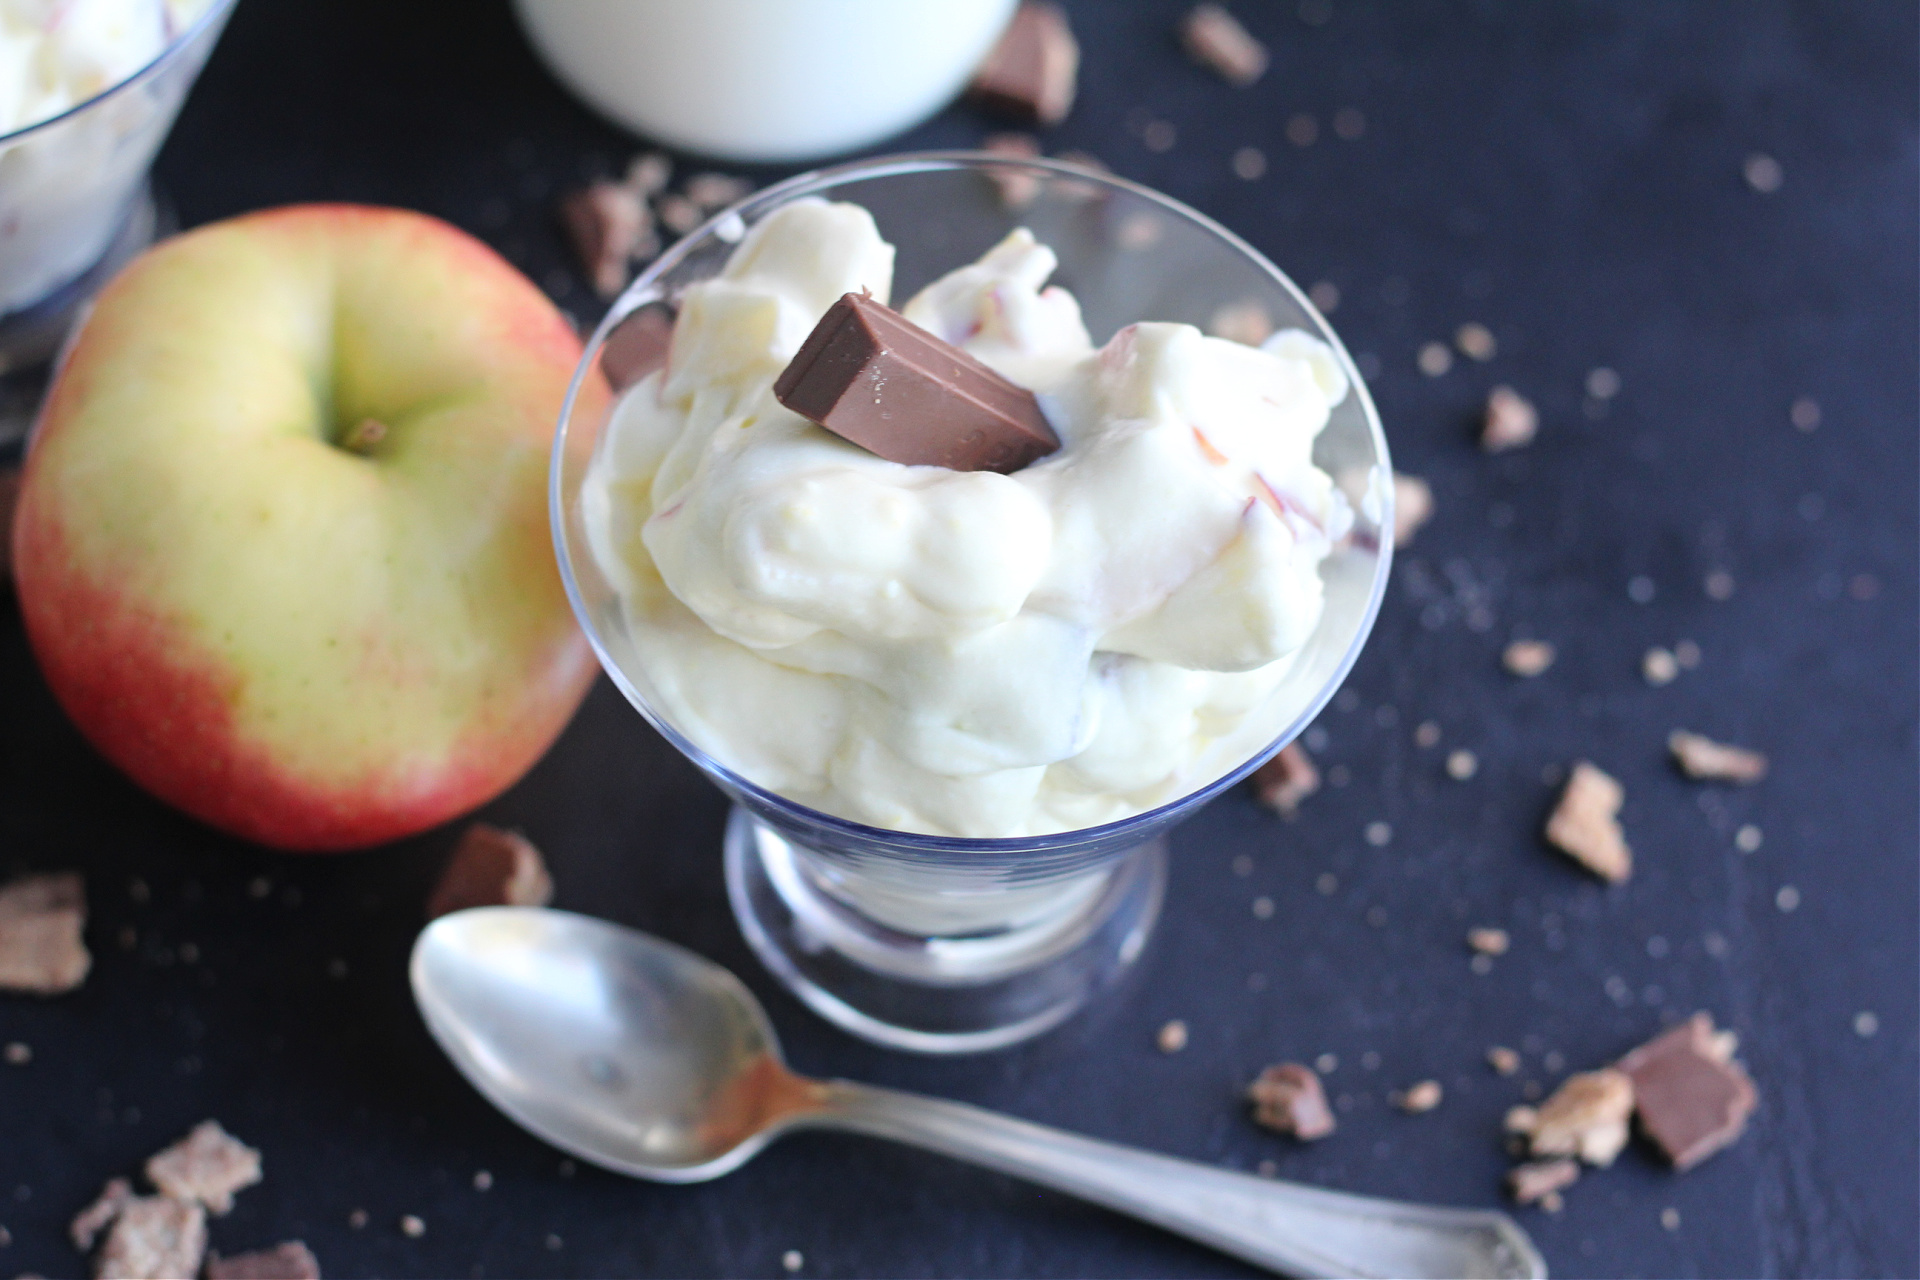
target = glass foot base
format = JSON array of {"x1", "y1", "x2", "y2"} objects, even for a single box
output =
[{"x1": 724, "y1": 807, "x2": 1166, "y2": 1054}]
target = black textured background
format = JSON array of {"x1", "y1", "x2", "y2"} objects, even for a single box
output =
[{"x1": 2, "y1": 2, "x2": 1916, "y2": 1277}]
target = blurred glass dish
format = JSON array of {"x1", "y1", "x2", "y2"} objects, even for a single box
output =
[
  {"x1": 551, "y1": 154, "x2": 1393, "y2": 1053},
  {"x1": 0, "y1": 0, "x2": 236, "y2": 376}
]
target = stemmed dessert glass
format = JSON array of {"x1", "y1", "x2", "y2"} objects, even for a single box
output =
[{"x1": 551, "y1": 153, "x2": 1392, "y2": 1053}]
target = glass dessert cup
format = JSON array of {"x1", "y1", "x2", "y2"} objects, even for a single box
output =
[
  {"x1": 0, "y1": 0, "x2": 237, "y2": 378},
  {"x1": 551, "y1": 154, "x2": 1393, "y2": 1054}
]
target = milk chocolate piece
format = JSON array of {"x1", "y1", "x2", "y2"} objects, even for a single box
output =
[
  {"x1": 0, "y1": 870, "x2": 90, "y2": 994},
  {"x1": 427, "y1": 824, "x2": 554, "y2": 920},
  {"x1": 558, "y1": 181, "x2": 653, "y2": 300},
  {"x1": 601, "y1": 304, "x2": 674, "y2": 391},
  {"x1": 774, "y1": 293, "x2": 1059, "y2": 473},
  {"x1": 969, "y1": 1, "x2": 1078, "y2": 125},
  {"x1": 1248, "y1": 1062, "x2": 1335, "y2": 1140},
  {"x1": 145, "y1": 1120, "x2": 262, "y2": 1215},
  {"x1": 1250, "y1": 742, "x2": 1319, "y2": 816},
  {"x1": 205, "y1": 1242, "x2": 322, "y2": 1280},
  {"x1": 1182, "y1": 4, "x2": 1269, "y2": 86},
  {"x1": 1618, "y1": 1013, "x2": 1756, "y2": 1170},
  {"x1": 95, "y1": 1195, "x2": 207, "y2": 1280}
]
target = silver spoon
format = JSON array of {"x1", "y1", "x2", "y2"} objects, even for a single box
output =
[{"x1": 411, "y1": 907, "x2": 1546, "y2": 1280}]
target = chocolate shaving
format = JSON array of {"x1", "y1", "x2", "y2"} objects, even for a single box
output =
[
  {"x1": 427, "y1": 824, "x2": 555, "y2": 920},
  {"x1": 774, "y1": 292, "x2": 1059, "y2": 473},
  {"x1": 1524, "y1": 1068, "x2": 1634, "y2": 1166},
  {"x1": 600, "y1": 304, "x2": 675, "y2": 392},
  {"x1": 95, "y1": 1195, "x2": 207, "y2": 1280},
  {"x1": 205, "y1": 1242, "x2": 322, "y2": 1280},
  {"x1": 1618, "y1": 1013, "x2": 1756, "y2": 1171},
  {"x1": 558, "y1": 181, "x2": 653, "y2": 300},
  {"x1": 1248, "y1": 1062, "x2": 1335, "y2": 1140},
  {"x1": 1668, "y1": 730, "x2": 1768, "y2": 784},
  {"x1": 1250, "y1": 742, "x2": 1319, "y2": 817},
  {"x1": 969, "y1": 2, "x2": 1079, "y2": 125},
  {"x1": 0, "y1": 870, "x2": 90, "y2": 994},
  {"x1": 1182, "y1": 4, "x2": 1269, "y2": 86},
  {"x1": 145, "y1": 1120, "x2": 261, "y2": 1215},
  {"x1": 1545, "y1": 761, "x2": 1632, "y2": 882}
]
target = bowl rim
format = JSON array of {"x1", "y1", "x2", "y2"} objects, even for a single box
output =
[
  {"x1": 0, "y1": 0, "x2": 239, "y2": 147},
  {"x1": 550, "y1": 149, "x2": 1395, "y2": 855}
]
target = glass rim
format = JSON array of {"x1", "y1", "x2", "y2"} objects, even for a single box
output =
[
  {"x1": 0, "y1": 0, "x2": 239, "y2": 147},
  {"x1": 550, "y1": 149, "x2": 1395, "y2": 855}
]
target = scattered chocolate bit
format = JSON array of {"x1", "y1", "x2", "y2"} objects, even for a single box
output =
[
  {"x1": 1396, "y1": 1080, "x2": 1444, "y2": 1113},
  {"x1": 1414, "y1": 720, "x2": 1442, "y2": 748},
  {"x1": 1181, "y1": 3, "x2": 1268, "y2": 86},
  {"x1": 1674, "y1": 638, "x2": 1702, "y2": 668},
  {"x1": 1332, "y1": 107, "x2": 1367, "y2": 140},
  {"x1": 1507, "y1": 1158, "x2": 1579, "y2": 1207},
  {"x1": 204, "y1": 1242, "x2": 321, "y2": 1280},
  {"x1": 683, "y1": 173, "x2": 752, "y2": 212},
  {"x1": 1308, "y1": 280, "x2": 1341, "y2": 313},
  {"x1": 144, "y1": 1121, "x2": 261, "y2": 1216},
  {"x1": 1487, "y1": 1046, "x2": 1521, "y2": 1076},
  {"x1": 624, "y1": 152, "x2": 672, "y2": 198},
  {"x1": 1250, "y1": 742, "x2": 1319, "y2": 817},
  {"x1": 95, "y1": 1196, "x2": 206, "y2": 1280},
  {"x1": 1286, "y1": 113, "x2": 1319, "y2": 147},
  {"x1": 0, "y1": 870, "x2": 90, "y2": 995},
  {"x1": 1206, "y1": 300, "x2": 1274, "y2": 347},
  {"x1": 1668, "y1": 731, "x2": 1768, "y2": 784},
  {"x1": 1141, "y1": 118, "x2": 1178, "y2": 151},
  {"x1": 1617, "y1": 1013, "x2": 1756, "y2": 1171},
  {"x1": 981, "y1": 133, "x2": 1043, "y2": 209},
  {"x1": 1790, "y1": 397, "x2": 1821, "y2": 432},
  {"x1": 1446, "y1": 749, "x2": 1479, "y2": 780},
  {"x1": 1661, "y1": 1206, "x2": 1681, "y2": 1231},
  {"x1": 1482, "y1": 385, "x2": 1537, "y2": 452},
  {"x1": 399, "y1": 1215, "x2": 426, "y2": 1239},
  {"x1": 1523, "y1": 1068, "x2": 1634, "y2": 1166},
  {"x1": 1744, "y1": 152, "x2": 1783, "y2": 193},
  {"x1": 1156, "y1": 1020, "x2": 1189, "y2": 1053},
  {"x1": 1392, "y1": 473, "x2": 1433, "y2": 548},
  {"x1": 1467, "y1": 927, "x2": 1510, "y2": 956},
  {"x1": 1417, "y1": 341, "x2": 1453, "y2": 377},
  {"x1": 0, "y1": 467, "x2": 18, "y2": 583},
  {"x1": 969, "y1": 1, "x2": 1079, "y2": 125},
  {"x1": 599, "y1": 304, "x2": 675, "y2": 392},
  {"x1": 1248, "y1": 1063, "x2": 1335, "y2": 1140},
  {"x1": 558, "y1": 181, "x2": 652, "y2": 300},
  {"x1": 1503, "y1": 639, "x2": 1555, "y2": 677},
  {"x1": 655, "y1": 193, "x2": 702, "y2": 237},
  {"x1": 346, "y1": 1210, "x2": 367, "y2": 1231},
  {"x1": 1505, "y1": 1104, "x2": 1539, "y2": 1135},
  {"x1": 1545, "y1": 761, "x2": 1632, "y2": 883},
  {"x1": 427, "y1": 824, "x2": 554, "y2": 921},
  {"x1": 71, "y1": 1177, "x2": 135, "y2": 1251},
  {"x1": 774, "y1": 292, "x2": 1059, "y2": 473},
  {"x1": 1455, "y1": 323, "x2": 1498, "y2": 362},
  {"x1": 1231, "y1": 145, "x2": 1267, "y2": 179}
]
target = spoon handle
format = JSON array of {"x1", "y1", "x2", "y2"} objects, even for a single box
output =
[{"x1": 804, "y1": 1080, "x2": 1543, "y2": 1279}]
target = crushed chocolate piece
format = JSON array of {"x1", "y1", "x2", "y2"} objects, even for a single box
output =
[
  {"x1": 1418, "y1": 342, "x2": 1454, "y2": 377},
  {"x1": 1545, "y1": 761, "x2": 1632, "y2": 883},
  {"x1": 558, "y1": 181, "x2": 651, "y2": 300},
  {"x1": 1643, "y1": 646, "x2": 1679, "y2": 685},
  {"x1": 1668, "y1": 731, "x2": 1768, "y2": 784},
  {"x1": 600, "y1": 304, "x2": 675, "y2": 393},
  {"x1": 1503, "y1": 639, "x2": 1555, "y2": 677},
  {"x1": 145, "y1": 1120, "x2": 261, "y2": 1215},
  {"x1": 1248, "y1": 1063, "x2": 1335, "y2": 1140},
  {"x1": 1487, "y1": 1046, "x2": 1521, "y2": 1076},
  {"x1": 1156, "y1": 1020, "x2": 1189, "y2": 1053},
  {"x1": 1507, "y1": 1158, "x2": 1579, "y2": 1206},
  {"x1": 95, "y1": 1196, "x2": 207, "y2": 1280},
  {"x1": 1456, "y1": 323, "x2": 1498, "y2": 362},
  {"x1": 1181, "y1": 3, "x2": 1268, "y2": 86},
  {"x1": 1446, "y1": 749, "x2": 1479, "y2": 780},
  {"x1": 399, "y1": 1214, "x2": 426, "y2": 1238},
  {"x1": 969, "y1": 2, "x2": 1078, "y2": 125},
  {"x1": 1482, "y1": 385, "x2": 1537, "y2": 451},
  {"x1": 204, "y1": 1242, "x2": 321, "y2": 1280},
  {"x1": 71, "y1": 1177, "x2": 135, "y2": 1251},
  {"x1": 1396, "y1": 1080, "x2": 1444, "y2": 1113},
  {"x1": 1207, "y1": 300, "x2": 1274, "y2": 347},
  {"x1": 981, "y1": 133, "x2": 1043, "y2": 208},
  {"x1": 1505, "y1": 1104, "x2": 1539, "y2": 1134},
  {"x1": 683, "y1": 173, "x2": 752, "y2": 212},
  {"x1": 623, "y1": 152, "x2": 671, "y2": 198},
  {"x1": 655, "y1": 193, "x2": 703, "y2": 237},
  {"x1": 1525, "y1": 1068, "x2": 1634, "y2": 1166},
  {"x1": 1617, "y1": 1013, "x2": 1756, "y2": 1171},
  {"x1": 427, "y1": 824, "x2": 555, "y2": 921},
  {"x1": 774, "y1": 292, "x2": 1059, "y2": 473},
  {"x1": 1467, "y1": 927, "x2": 1510, "y2": 956},
  {"x1": 0, "y1": 870, "x2": 90, "y2": 995},
  {"x1": 1392, "y1": 473, "x2": 1433, "y2": 548},
  {"x1": 1250, "y1": 742, "x2": 1319, "y2": 817}
]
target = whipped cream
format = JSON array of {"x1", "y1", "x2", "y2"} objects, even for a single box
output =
[{"x1": 584, "y1": 199, "x2": 1352, "y2": 838}]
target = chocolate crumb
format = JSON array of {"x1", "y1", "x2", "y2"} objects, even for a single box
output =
[
  {"x1": 1156, "y1": 1020, "x2": 1189, "y2": 1054},
  {"x1": 1396, "y1": 1080, "x2": 1443, "y2": 1113},
  {"x1": 0, "y1": 871, "x2": 90, "y2": 995},
  {"x1": 1417, "y1": 342, "x2": 1453, "y2": 377},
  {"x1": 1546, "y1": 761, "x2": 1632, "y2": 883},
  {"x1": 1524, "y1": 1068, "x2": 1634, "y2": 1166},
  {"x1": 1456, "y1": 323, "x2": 1498, "y2": 362},
  {"x1": 1250, "y1": 742, "x2": 1319, "y2": 816},
  {"x1": 145, "y1": 1121, "x2": 261, "y2": 1216},
  {"x1": 970, "y1": 2, "x2": 1079, "y2": 125},
  {"x1": 1308, "y1": 281, "x2": 1341, "y2": 313},
  {"x1": 1503, "y1": 639, "x2": 1555, "y2": 678},
  {"x1": 1643, "y1": 646, "x2": 1679, "y2": 686},
  {"x1": 399, "y1": 1215, "x2": 425, "y2": 1239},
  {"x1": 981, "y1": 133, "x2": 1043, "y2": 209},
  {"x1": 1182, "y1": 4, "x2": 1268, "y2": 86},
  {"x1": 1661, "y1": 1206, "x2": 1681, "y2": 1231},
  {"x1": 655, "y1": 193, "x2": 702, "y2": 237},
  {"x1": 70, "y1": 1177, "x2": 135, "y2": 1251},
  {"x1": 1669, "y1": 731, "x2": 1768, "y2": 784},
  {"x1": 558, "y1": 182, "x2": 651, "y2": 300},
  {"x1": 1507, "y1": 1158, "x2": 1579, "y2": 1206},
  {"x1": 1488, "y1": 1046, "x2": 1521, "y2": 1076},
  {"x1": 1467, "y1": 927, "x2": 1510, "y2": 956},
  {"x1": 1392, "y1": 473, "x2": 1433, "y2": 548},
  {"x1": 427, "y1": 825, "x2": 554, "y2": 920},
  {"x1": 1248, "y1": 1063, "x2": 1335, "y2": 1140},
  {"x1": 1482, "y1": 385, "x2": 1537, "y2": 451},
  {"x1": 204, "y1": 1242, "x2": 321, "y2": 1280},
  {"x1": 346, "y1": 1211, "x2": 367, "y2": 1231},
  {"x1": 1446, "y1": 749, "x2": 1479, "y2": 780},
  {"x1": 95, "y1": 1195, "x2": 206, "y2": 1280},
  {"x1": 1617, "y1": 1012, "x2": 1756, "y2": 1171}
]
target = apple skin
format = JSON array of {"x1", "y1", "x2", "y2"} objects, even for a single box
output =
[{"x1": 13, "y1": 204, "x2": 607, "y2": 851}]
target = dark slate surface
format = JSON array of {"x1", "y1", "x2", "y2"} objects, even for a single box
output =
[{"x1": 2, "y1": 2, "x2": 1915, "y2": 1277}]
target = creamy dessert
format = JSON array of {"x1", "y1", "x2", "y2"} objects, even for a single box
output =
[
  {"x1": 0, "y1": 0, "x2": 212, "y2": 135},
  {"x1": 583, "y1": 198, "x2": 1352, "y2": 838}
]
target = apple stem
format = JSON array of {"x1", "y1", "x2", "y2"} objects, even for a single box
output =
[{"x1": 341, "y1": 417, "x2": 388, "y2": 454}]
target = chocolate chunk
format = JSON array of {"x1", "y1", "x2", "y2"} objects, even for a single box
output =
[
  {"x1": 1482, "y1": 385, "x2": 1538, "y2": 451},
  {"x1": 94, "y1": 1196, "x2": 206, "y2": 1280},
  {"x1": 1248, "y1": 1062, "x2": 1335, "y2": 1140},
  {"x1": 1250, "y1": 742, "x2": 1319, "y2": 816},
  {"x1": 0, "y1": 870, "x2": 90, "y2": 994},
  {"x1": 1507, "y1": 1158, "x2": 1579, "y2": 1207},
  {"x1": 1502, "y1": 639, "x2": 1555, "y2": 677},
  {"x1": 71, "y1": 1177, "x2": 136, "y2": 1251},
  {"x1": 145, "y1": 1120, "x2": 261, "y2": 1215},
  {"x1": 1524, "y1": 1068, "x2": 1634, "y2": 1166},
  {"x1": 1182, "y1": 4, "x2": 1269, "y2": 86},
  {"x1": 1392, "y1": 473, "x2": 1433, "y2": 548},
  {"x1": 427, "y1": 823, "x2": 555, "y2": 920},
  {"x1": 969, "y1": 2, "x2": 1078, "y2": 125},
  {"x1": 1545, "y1": 761, "x2": 1632, "y2": 882},
  {"x1": 558, "y1": 181, "x2": 654, "y2": 300},
  {"x1": 774, "y1": 292, "x2": 1059, "y2": 473},
  {"x1": 1618, "y1": 1013, "x2": 1756, "y2": 1170},
  {"x1": 205, "y1": 1242, "x2": 322, "y2": 1280},
  {"x1": 1668, "y1": 730, "x2": 1769, "y2": 784},
  {"x1": 600, "y1": 304, "x2": 675, "y2": 392}
]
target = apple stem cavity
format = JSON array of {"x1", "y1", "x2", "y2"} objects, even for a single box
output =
[{"x1": 340, "y1": 417, "x2": 389, "y2": 455}]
